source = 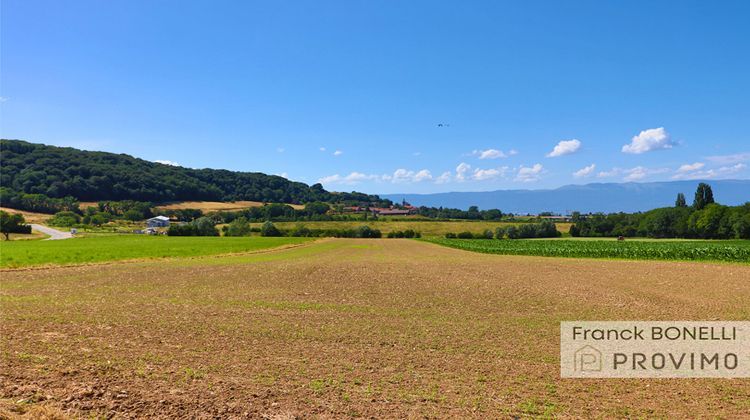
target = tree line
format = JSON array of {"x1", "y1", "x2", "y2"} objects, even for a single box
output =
[
  {"x1": 570, "y1": 183, "x2": 750, "y2": 239},
  {"x1": 445, "y1": 220, "x2": 561, "y2": 240},
  {"x1": 0, "y1": 139, "x2": 389, "y2": 206},
  {"x1": 415, "y1": 205, "x2": 505, "y2": 220}
]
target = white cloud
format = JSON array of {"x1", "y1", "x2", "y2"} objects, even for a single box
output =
[
  {"x1": 333, "y1": 150, "x2": 343, "y2": 156},
  {"x1": 318, "y1": 172, "x2": 380, "y2": 185},
  {"x1": 573, "y1": 164, "x2": 596, "y2": 178},
  {"x1": 455, "y1": 162, "x2": 472, "y2": 181},
  {"x1": 475, "y1": 149, "x2": 504, "y2": 159},
  {"x1": 413, "y1": 169, "x2": 432, "y2": 182},
  {"x1": 705, "y1": 152, "x2": 750, "y2": 165},
  {"x1": 622, "y1": 127, "x2": 673, "y2": 154},
  {"x1": 435, "y1": 171, "x2": 452, "y2": 184},
  {"x1": 470, "y1": 148, "x2": 517, "y2": 159},
  {"x1": 319, "y1": 147, "x2": 326, "y2": 152},
  {"x1": 413, "y1": 152, "x2": 422, "y2": 156},
  {"x1": 276, "y1": 147, "x2": 285, "y2": 153},
  {"x1": 0, "y1": 96, "x2": 8, "y2": 103},
  {"x1": 598, "y1": 166, "x2": 669, "y2": 181},
  {"x1": 546, "y1": 139, "x2": 581, "y2": 157},
  {"x1": 454, "y1": 162, "x2": 510, "y2": 181},
  {"x1": 391, "y1": 168, "x2": 433, "y2": 183},
  {"x1": 275, "y1": 172, "x2": 289, "y2": 179},
  {"x1": 623, "y1": 166, "x2": 670, "y2": 181},
  {"x1": 473, "y1": 167, "x2": 505, "y2": 181},
  {"x1": 319, "y1": 168, "x2": 433, "y2": 185},
  {"x1": 320, "y1": 162, "x2": 514, "y2": 186},
  {"x1": 676, "y1": 162, "x2": 705, "y2": 173},
  {"x1": 672, "y1": 163, "x2": 747, "y2": 180},
  {"x1": 624, "y1": 166, "x2": 649, "y2": 181},
  {"x1": 597, "y1": 168, "x2": 622, "y2": 178},
  {"x1": 515, "y1": 164, "x2": 544, "y2": 182},
  {"x1": 318, "y1": 174, "x2": 340, "y2": 184},
  {"x1": 154, "y1": 159, "x2": 181, "y2": 166}
]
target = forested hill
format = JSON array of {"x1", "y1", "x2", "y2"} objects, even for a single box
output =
[{"x1": 0, "y1": 139, "x2": 382, "y2": 204}]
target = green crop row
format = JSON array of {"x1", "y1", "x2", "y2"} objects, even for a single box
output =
[{"x1": 425, "y1": 238, "x2": 750, "y2": 263}]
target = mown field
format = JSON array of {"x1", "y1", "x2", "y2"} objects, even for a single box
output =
[
  {"x1": 427, "y1": 238, "x2": 750, "y2": 263},
  {"x1": 0, "y1": 207, "x2": 51, "y2": 224},
  {"x1": 2, "y1": 239, "x2": 749, "y2": 418},
  {"x1": 251, "y1": 220, "x2": 572, "y2": 237},
  {"x1": 150, "y1": 200, "x2": 305, "y2": 211},
  {"x1": 0, "y1": 236, "x2": 312, "y2": 268}
]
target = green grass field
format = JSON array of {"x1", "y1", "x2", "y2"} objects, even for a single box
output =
[
  {"x1": 0, "y1": 235, "x2": 313, "y2": 268},
  {"x1": 425, "y1": 237, "x2": 750, "y2": 263},
  {"x1": 251, "y1": 220, "x2": 572, "y2": 237}
]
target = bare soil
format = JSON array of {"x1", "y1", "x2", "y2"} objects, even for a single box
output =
[{"x1": 1, "y1": 239, "x2": 749, "y2": 418}]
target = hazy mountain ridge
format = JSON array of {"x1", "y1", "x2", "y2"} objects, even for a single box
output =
[{"x1": 383, "y1": 180, "x2": 750, "y2": 213}]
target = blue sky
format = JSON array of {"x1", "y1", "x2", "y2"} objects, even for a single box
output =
[{"x1": 2, "y1": 0, "x2": 749, "y2": 194}]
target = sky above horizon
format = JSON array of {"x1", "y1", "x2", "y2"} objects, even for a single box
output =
[{"x1": 2, "y1": 0, "x2": 749, "y2": 194}]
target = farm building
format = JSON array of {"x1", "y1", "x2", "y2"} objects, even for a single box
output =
[
  {"x1": 146, "y1": 215, "x2": 170, "y2": 228},
  {"x1": 538, "y1": 215, "x2": 572, "y2": 222},
  {"x1": 343, "y1": 205, "x2": 417, "y2": 216},
  {"x1": 375, "y1": 209, "x2": 412, "y2": 216}
]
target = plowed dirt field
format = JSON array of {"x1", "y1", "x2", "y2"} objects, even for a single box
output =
[{"x1": 2, "y1": 239, "x2": 749, "y2": 418}]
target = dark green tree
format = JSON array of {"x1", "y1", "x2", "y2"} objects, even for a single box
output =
[
  {"x1": 304, "y1": 202, "x2": 330, "y2": 216},
  {"x1": 225, "y1": 217, "x2": 252, "y2": 237},
  {"x1": 0, "y1": 211, "x2": 31, "y2": 240},
  {"x1": 193, "y1": 217, "x2": 219, "y2": 236},
  {"x1": 693, "y1": 183, "x2": 715, "y2": 210},
  {"x1": 675, "y1": 193, "x2": 687, "y2": 207},
  {"x1": 260, "y1": 221, "x2": 282, "y2": 237}
]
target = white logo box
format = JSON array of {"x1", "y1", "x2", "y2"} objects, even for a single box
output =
[{"x1": 560, "y1": 321, "x2": 750, "y2": 378}]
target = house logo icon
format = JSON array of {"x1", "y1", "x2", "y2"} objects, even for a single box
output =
[{"x1": 574, "y1": 345, "x2": 602, "y2": 372}]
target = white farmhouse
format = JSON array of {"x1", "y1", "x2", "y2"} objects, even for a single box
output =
[{"x1": 146, "y1": 215, "x2": 170, "y2": 228}]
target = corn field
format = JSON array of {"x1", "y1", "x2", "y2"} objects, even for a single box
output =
[{"x1": 427, "y1": 238, "x2": 750, "y2": 263}]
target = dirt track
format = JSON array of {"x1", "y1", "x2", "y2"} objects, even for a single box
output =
[{"x1": 2, "y1": 239, "x2": 749, "y2": 418}]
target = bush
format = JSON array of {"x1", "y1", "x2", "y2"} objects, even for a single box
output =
[
  {"x1": 448, "y1": 223, "x2": 559, "y2": 240},
  {"x1": 168, "y1": 224, "x2": 197, "y2": 236},
  {"x1": 289, "y1": 223, "x2": 313, "y2": 237},
  {"x1": 123, "y1": 209, "x2": 145, "y2": 221},
  {"x1": 193, "y1": 217, "x2": 219, "y2": 236},
  {"x1": 89, "y1": 214, "x2": 108, "y2": 226},
  {"x1": 355, "y1": 225, "x2": 381, "y2": 238},
  {"x1": 261, "y1": 221, "x2": 283, "y2": 237},
  {"x1": 167, "y1": 217, "x2": 219, "y2": 236},
  {"x1": 48, "y1": 211, "x2": 81, "y2": 227},
  {"x1": 387, "y1": 229, "x2": 421, "y2": 238},
  {"x1": 225, "y1": 217, "x2": 252, "y2": 237}
]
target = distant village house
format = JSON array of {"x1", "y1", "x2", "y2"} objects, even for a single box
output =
[
  {"x1": 146, "y1": 215, "x2": 170, "y2": 228},
  {"x1": 343, "y1": 201, "x2": 418, "y2": 216}
]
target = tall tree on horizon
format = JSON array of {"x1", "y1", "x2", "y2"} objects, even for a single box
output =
[
  {"x1": 693, "y1": 183, "x2": 715, "y2": 210},
  {"x1": 675, "y1": 193, "x2": 687, "y2": 207}
]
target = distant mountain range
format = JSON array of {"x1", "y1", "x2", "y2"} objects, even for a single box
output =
[{"x1": 382, "y1": 180, "x2": 750, "y2": 214}]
